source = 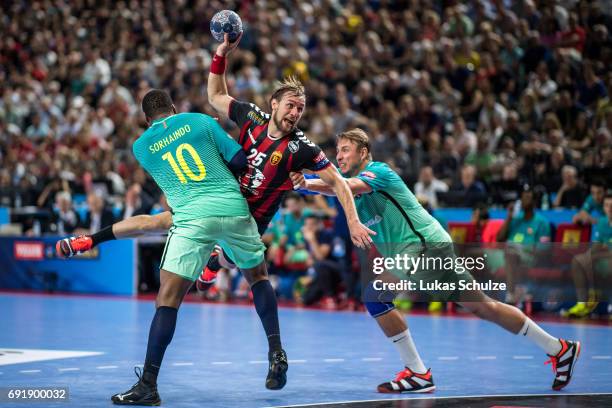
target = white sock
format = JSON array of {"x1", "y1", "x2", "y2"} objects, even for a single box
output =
[
  {"x1": 389, "y1": 329, "x2": 427, "y2": 373},
  {"x1": 519, "y1": 318, "x2": 562, "y2": 355}
]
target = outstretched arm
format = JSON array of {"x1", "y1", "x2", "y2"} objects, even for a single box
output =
[
  {"x1": 207, "y1": 33, "x2": 242, "y2": 117},
  {"x1": 310, "y1": 166, "x2": 375, "y2": 249},
  {"x1": 290, "y1": 171, "x2": 372, "y2": 196}
]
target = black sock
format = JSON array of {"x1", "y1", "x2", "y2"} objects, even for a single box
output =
[
  {"x1": 206, "y1": 253, "x2": 222, "y2": 272},
  {"x1": 143, "y1": 306, "x2": 178, "y2": 385},
  {"x1": 91, "y1": 225, "x2": 116, "y2": 247},
  {"x1": 251, "y1": 279, "x2": 282, "y2": 352}
]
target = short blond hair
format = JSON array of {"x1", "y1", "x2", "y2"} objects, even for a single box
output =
[
  {"x1": 337, "y1": 128, "x2": 372, "y2": 160},
  {"x1": 269, "y1": 76, "x2": 305, "y2": 106}
]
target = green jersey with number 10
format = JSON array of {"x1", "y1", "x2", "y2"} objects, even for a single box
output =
[{"x1": 132, "y1": 112, "x2": 249, "y2": 222}]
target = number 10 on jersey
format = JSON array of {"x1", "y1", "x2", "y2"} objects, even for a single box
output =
[{"x1": 162, "y1": 143, "x2": 206, "y2": 184}]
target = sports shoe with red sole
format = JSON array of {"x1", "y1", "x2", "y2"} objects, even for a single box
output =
[
  {"x1": 196, "y1": 253, "x2": 219, "y2": 293},
  {"x1": 545, "y1": 339, "x2": 581, "y2": 390},
  {"x1": 377, "y1": 368, "x2": 435, "y2": 393},
  {"x1": 56, "y1": 235, "x2": 94, "y2": 258}
]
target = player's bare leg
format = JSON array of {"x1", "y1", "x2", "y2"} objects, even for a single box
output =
[
  {"x1": 112, "y1": 270, "x2": 192, "y2": 406},
  {"x1": 458, "y1": 291, "x2": 581, "y2": 390},
  {"x1": 56, "y1": 212, "x2": 173, "y2": 258},
  {"x1": 241, "y1": 261, "x2": 288, "y2": 390}
]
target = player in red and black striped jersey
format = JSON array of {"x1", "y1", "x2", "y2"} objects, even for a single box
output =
[
  {"x1": 207, "y1": 33, "x2": 374, "y2": 247},
  {"x1": 229, "y1": 98, "x2": 332, "y2": 229}
]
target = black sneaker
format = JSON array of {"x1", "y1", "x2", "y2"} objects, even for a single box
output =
[
  {"x1": 545, "y1": 339, "x2": 581, "y2": 391},
  {"x1": 111, "y1": 367, "x2": 161, "y2": 406},
  {"x1": 266, "y1": 349, "x2": 288, "y2": 390}
]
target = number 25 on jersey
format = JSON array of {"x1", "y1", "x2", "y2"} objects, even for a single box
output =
[{"x1": 162, "y1": 143, "x2": 206, "y2": 184}]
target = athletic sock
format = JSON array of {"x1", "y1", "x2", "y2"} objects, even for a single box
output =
[
  {"x1": 251, "y1": 279, "x2": 282, "y2": 352},
  {"x1": 519, "y1": 318, "x2": 562, "y2": 356},
  {"x1": 389, "y1": 329, "x2": 427, "y2": 374},
  {"x1": 206, "y1": 253, "x2": 222, "y2": 272},
  {"x1": 91, "y1": 225, "x2": 116, "y2": 247},
  {"x1": 143, "y1": 306, "x2": 178, "y2": 385}
]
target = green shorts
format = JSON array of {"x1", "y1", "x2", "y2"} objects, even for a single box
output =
[
  {"x1": 160, "y1": 215, "x2": 265, "y2": 281},
  {"x1": 383, "y1": 242, "x2": 473, "y2": 302}
]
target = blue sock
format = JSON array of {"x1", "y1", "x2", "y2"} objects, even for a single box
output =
[
  {"x1": 143, "y1": 306, "x2": 177, "y2": 385},
  {"x1": 251, "y1": 279, "x2": 282, "y2": 351}
]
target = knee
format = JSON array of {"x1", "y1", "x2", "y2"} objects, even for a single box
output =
[
  {"x1": 156, "y1": 285, "x2": 183, "y2": 308},
  {"x1": 365, "y1": 301, "x2": 395, "y2": 318},
  {"x1": 243, "y1": 264, "x2": 268, "y2": 286},
  {"x1": 149, "y1": 212, "x2": 172, "y2": 230},
  {"x1": 466, "y1": 301, "x2": 497, "y2": 320}
]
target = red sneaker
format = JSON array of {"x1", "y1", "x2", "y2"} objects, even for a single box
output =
[
  {"x1": 377, "y1": 368, "x2": 435, "y2": 393},
  {"x1": 196, "y1": 253, "x2": 219, "y2": 293},
  {"x1": 55, "y1": 235, "x2": 93, "y2": 258},
  {"x1": 545, "y1": 339, "x2": 581, "y2": 390}
]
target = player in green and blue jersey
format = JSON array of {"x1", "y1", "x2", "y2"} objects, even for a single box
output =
[{"x1": 292, "y1": 128, "x2": 580, "y2": 394}]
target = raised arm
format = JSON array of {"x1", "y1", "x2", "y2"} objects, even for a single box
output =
[{"x1": 207, "y1": 33, "x2": 242, "y2": 117}]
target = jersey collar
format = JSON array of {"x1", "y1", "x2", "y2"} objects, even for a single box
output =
[{"x1": 151, "y1": 115, "x2": 175, "y2": 126}]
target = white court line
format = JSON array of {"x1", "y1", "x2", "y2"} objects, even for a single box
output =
[
  {"x1": 475, "y1": 356, "x2": 497, "y2": 360},
  {"x1": 438, "y1": 356, "x2": 459, "y2": 361},
  {"x1": 211, "y1": 361, "x2": 232, "y2": 365},
  {"x1": 96, "y1": 365, "x2": 118, "y2": 369},
  {"x1": 20, "y1": 369, "x2": 41, "y2": 373},
  {"x1": 59, "y1": 367, "x2": 80, "y2": 372},
  {"x1": 288, "y1": 359, "x2": 307, "y2": 363},
  {"x1": 263, "y1": 392, "x2": 612, "y2": 408},
  {"x1": 592, "y1": 355, "x2": 611, "y2": 360},
  {"x1": 323, "y1": 358, "x2": 344, "y2": 363},
  {"x1": 172, "y1": 362, "x2": 194, "y2": 366},
  {"x1": 513, "y1": 355, "x2": 534, "y2": 360},
  {"x1": 361, "y1": 357, "x2": 382, "y2": 362},
  {"x1": 248, "y1": 360, "x2": 268, "y2": 364}
]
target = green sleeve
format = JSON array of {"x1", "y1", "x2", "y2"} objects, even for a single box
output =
[
  {"x1": 355, "y1": 162, "x2": 396, "y2": 192},
  {"x1": 206, "y1": 115, "x2": 241, "y2": 162}
]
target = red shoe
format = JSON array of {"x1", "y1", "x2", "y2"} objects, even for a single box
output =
[
  {"x1": 55, "y1": 235, "x2": 93, "y2": 258},
  {"x1": 377, "y1": 368, "x2": 435, "y2": 393},
  {"x1": 196, "y1": 253, "x2": 219, "y2": 293},
  {"x1": 545, "y1": 339, "x2": 581, "y2": 390}
]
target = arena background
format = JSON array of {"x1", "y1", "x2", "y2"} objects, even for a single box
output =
[{"x1": 0, "y1": 1, "x2": 611, "y2": 407}]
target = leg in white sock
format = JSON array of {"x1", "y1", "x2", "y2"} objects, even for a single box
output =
[
  {"x1": 519, "y1": 318, "x2": 562, "y2": 356},
  {"x1": 375, "y1": 309, "x2": 427, "y2": 373},
  {"x1": 389, "y1": 329, "x2": 427, "y2": 373}
]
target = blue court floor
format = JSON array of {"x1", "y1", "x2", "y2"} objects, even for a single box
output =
[{"x1": 0, "y1": 293, "x2": 610, "y2": 408}]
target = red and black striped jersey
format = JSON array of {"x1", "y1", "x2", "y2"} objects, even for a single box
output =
[{"x1": 229, "y1": 99, "x2": 331, "y2": 226}]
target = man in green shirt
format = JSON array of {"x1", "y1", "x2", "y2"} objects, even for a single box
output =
[
  {"x1": 107, "y1": 90, "x2": 286, "y2": 405},
  {"x1": 564, "y1": 193, "x2": 612, "y2": 318},
  {"x1": 573, "y1": 181, "x2": 606, "y2": 225},
  {"x1": 292, "y1": 128, "x2": 580, "y2": 394},
  {"x1": 497, "y1": 185, "x2": 552, "y2": 305}
]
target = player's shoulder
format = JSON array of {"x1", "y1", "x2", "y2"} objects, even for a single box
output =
[
  {"x1": 288, "y1": 128, "x2": 318, "y2": 151},
  {"x1": 360, "y1": 161, "x2": 396, "y2": 179},
  {"x1": 234, "y1": 100, "x2": 270, "y2": 125},
  {"x1": 175, "y1": 112, "x2": 212, "y2": 124}
]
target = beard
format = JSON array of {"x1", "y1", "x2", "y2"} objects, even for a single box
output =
[{"x1": 273, "y1": 110, "x2": 294, "y2": 134}]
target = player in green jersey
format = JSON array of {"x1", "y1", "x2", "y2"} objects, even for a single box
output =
[
  {"x1": 291, "y1": 128, "x2": 580, "y2": 393},
  {"x1": 109, "y1": 90, "x2": 287, "y2": 406}
]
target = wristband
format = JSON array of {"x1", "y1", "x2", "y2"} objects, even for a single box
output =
[{"x1": 210, "y1": 54, "x2": 226, "y2": 75}]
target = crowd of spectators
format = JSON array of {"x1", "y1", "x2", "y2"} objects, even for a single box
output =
[{"x1": 1, "y1": 1, "x2": 611, "y2": 308}]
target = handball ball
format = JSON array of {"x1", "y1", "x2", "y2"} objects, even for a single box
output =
[{"x1": 210, "y1": 10, "x2": 243, "y2": 43}]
